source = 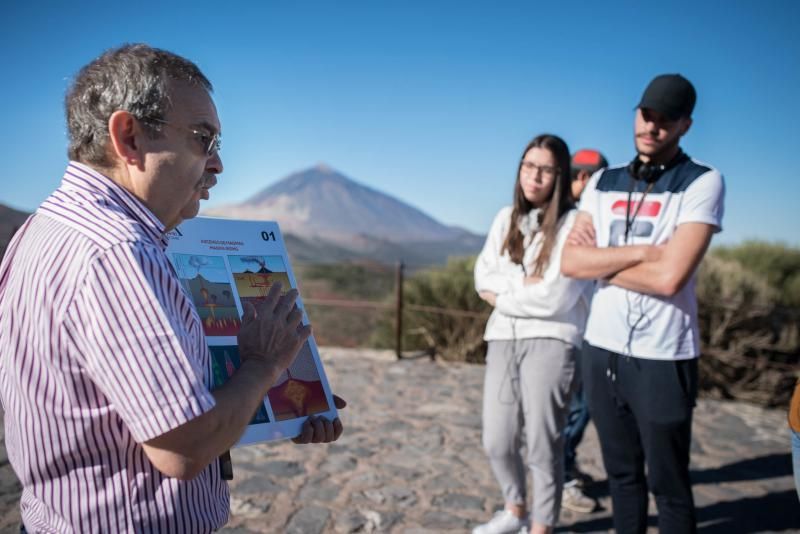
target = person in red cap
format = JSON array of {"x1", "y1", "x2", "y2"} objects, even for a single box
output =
[
  {"x1": 570, "y1": 149, "x2": 608, "y2": 202},
  {"x1": 559, "y1": 148, "x2": 608, "y2": 515},
  {"x1": 562, "y1": 74, "x2": 725, "y2": 533}
]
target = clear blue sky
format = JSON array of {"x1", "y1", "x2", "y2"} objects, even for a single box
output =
[{"x1": 2, "y1": 0, "x2": 798, "y2": 246}]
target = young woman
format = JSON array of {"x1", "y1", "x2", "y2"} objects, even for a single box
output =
[{"x1": 473, "y1": 134, "x2": 591, "y2": 534}]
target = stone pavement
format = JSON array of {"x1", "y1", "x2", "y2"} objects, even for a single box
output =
[{"x1": 1, "y1": 347, "x2": 799, "y2": 533}]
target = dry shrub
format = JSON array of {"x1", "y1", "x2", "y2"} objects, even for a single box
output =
[
  {"x1": 697, "y1": 254, "x2": 799, "y2": 407},
  {"x1": 296, "y1": 262, "x2": 396, "y2": 348},
  {"x1": 371, "y1": 257, "x2": 491, "y2": 362},
  {"x1": 713, "y1": 241, "x2": 800, "y2": 307},
  {"x1": 368, "y1": 243, "x2": 800, "y2": 407},
  {"x1": 305, "y1": 304, "x2": 390, "y2": 348}
]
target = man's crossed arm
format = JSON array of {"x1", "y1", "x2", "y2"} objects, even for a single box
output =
[{"x1": 561, "y1": 211, "x2": 715, "y2": 298}]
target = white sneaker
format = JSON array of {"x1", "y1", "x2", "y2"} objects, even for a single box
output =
[
  {"x1": 564, "y1": 467, "x2": 594, "y2": 488},
  {"x1": 561, "y1": 480, "x2": 596, "y2": 514},
  {"x1": 472, "y1": 509, "x2": 529, "y2": 534}
]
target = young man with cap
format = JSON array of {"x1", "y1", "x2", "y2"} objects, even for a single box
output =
[
  {"x1": 561, "y1": 74, "x2": 725, "y2": 533},
  {"x1": 560, "y1": 149, "x2": 608, "y2": 515}
]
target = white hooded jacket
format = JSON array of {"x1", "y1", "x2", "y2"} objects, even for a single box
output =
[{"x1": 474, "y1": 206, "x2": 592, "y2": 346}]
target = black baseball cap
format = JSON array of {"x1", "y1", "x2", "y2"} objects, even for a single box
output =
[{"x1": 637, "y1": 74, "x2": 696, "y2": 120}]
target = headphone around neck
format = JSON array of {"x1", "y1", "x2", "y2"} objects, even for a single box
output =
[{"x1": 626, "y1": 149, "x2": 685, "y2": 183}]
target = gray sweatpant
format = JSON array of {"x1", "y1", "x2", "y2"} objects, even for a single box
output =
[{"x1": 481, "y1": 338, "x2": 578, "y2": 526}]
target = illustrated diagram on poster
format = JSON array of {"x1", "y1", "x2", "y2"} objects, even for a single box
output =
[
  {"x1": 172, "y1": 254, "x2": 241, "y2": 336},
  {"x1": 228, "y1": 255, "x2": 330, "y2": 421},
  {"x1": 166, "y1": 218, "x2": 337, "y2": 445},
  {"x1": 209, "y1": 345, "x2": 270, "y2": 424},
  {"x1": 228, "y1": 254, "x2": 292, "y2": 310},
  {"x1": 268, "y1": 342, "x2": 329, "y2": 421}
]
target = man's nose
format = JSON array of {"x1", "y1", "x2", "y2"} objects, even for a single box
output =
[
  {"x1": 644, "y1": 117, "x2": 664, "y2": 132},
  {"x1": 207, "y1": 151, "x2": 223, "y2": 175}
]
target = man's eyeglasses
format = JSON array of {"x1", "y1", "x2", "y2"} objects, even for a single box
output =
[
  {"x1": 520, "y1": 161, "x2": 558, "y2": 178},
  {"x1": 146, "y1": 117, "x2": 222, "y2": 156}
]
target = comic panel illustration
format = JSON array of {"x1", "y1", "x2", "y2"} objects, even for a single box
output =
[
  {"x1": 209, "y1": 345, "x2": 270, "y2": 424},
  {"x1": 171, "y1": 254, "x2": 241, "y2": 336},
  {"x1": 229, "y1": 255, "x2": 293, "y2": 309},
  {"x1": 267, "y1": 341, "x2": 331, "y2": 421}
]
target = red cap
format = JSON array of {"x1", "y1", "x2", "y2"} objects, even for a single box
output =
[{"x1": 571, "y1": 149, "x2": 608, "y2": 172}]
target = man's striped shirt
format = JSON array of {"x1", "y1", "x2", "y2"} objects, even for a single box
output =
[{"x1": 0, "y1": 162, "x2": 229, "y2": 532}]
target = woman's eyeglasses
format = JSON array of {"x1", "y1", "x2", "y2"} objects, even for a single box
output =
[{"x1": 520, "y1": 161, "x2": 558, "y2": 178}]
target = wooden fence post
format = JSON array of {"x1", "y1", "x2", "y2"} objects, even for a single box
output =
[{"x1": 395, "y1": 261, "x2": 404, "y2": 359}]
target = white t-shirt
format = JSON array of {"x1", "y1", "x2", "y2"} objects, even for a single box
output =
[{"x1": 578, "y1": 153, "x2": 725, "y2": 360}]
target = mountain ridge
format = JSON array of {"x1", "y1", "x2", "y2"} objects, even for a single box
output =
[{"x1": 203, "y1": 164, "x2": 484, "y2": 264}]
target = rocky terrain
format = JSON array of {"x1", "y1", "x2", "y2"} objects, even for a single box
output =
[{"x1": 1, "y1": 348, "x2": 798, "y2": 533}]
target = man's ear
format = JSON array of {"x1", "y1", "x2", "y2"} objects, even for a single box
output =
[
  {"x1": 679, "y1": 117, "x2": 693, "y2": 137},
  {"x1": 578, "y1": 170, "x2": 591, "y2": 184},
  {"x1": 108, "y1": 111, "x2": 143, "y2": 168}
]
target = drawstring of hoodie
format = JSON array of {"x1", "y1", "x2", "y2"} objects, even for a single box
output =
[
  {"x1": 499, "y1": 317, "x2": 523, "y2": 404},
  {"x1": 497, "y1": 220, "x2": 538, "y2": 404}
]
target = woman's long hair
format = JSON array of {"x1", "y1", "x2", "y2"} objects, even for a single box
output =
[{"x1": 501, "y1": 134, "x2": 573, "y2": 276}]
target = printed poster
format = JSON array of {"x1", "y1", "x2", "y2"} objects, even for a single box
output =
[{"x1": 166, "y1": 217, "x2": 338, "y2": 445}]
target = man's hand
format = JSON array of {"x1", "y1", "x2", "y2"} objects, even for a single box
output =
[
  {"x1": 143, "y1": 283, "x2": 318, "y2": 480},
  {"x1": 478, "y1": 291, "x2": 497, "y2": 307},
  {"x1": 562, "y1": 211, "x2": 665, "y2": 280},
  {"x1": 566, "y1": 216, "x2": 597, "y2": 247},
  {"x1": 238, "y1": 282, "x2": 311, "y2": 384},
  {"x1": 293, "y1": 395, "x2": 347, "y2": 444}
]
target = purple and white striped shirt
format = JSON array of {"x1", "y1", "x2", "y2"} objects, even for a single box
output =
[{"x1": 0, "y1": 162, "x2": 229, "y2": 532}]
